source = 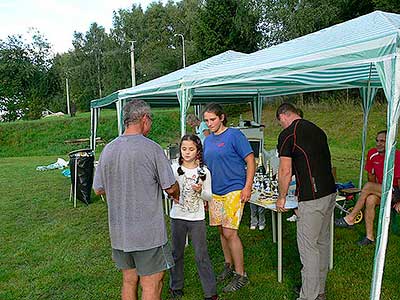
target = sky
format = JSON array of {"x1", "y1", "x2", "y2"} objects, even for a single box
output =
[{"x1": 0, "y1": 0, "x2": 170, "y2": 54}]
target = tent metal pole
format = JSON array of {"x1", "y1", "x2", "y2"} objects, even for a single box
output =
[
  {"x1": 370, "y1": 51, "x2": 400, "y2": 300},
  {"x1": 89, "y1": 107, "x2": 99, "y2": 152},
  {"x1": 359, "y1": 63, "x2": 375, "y2": 188},
  {"x1": 73, "y1": 158, "x2": 78, "y2": 208},
  {"x1": 116, "y1": 100, "x2": 123, "y2": 136},
  {"x1": 194, "y1": 104, "x2": 200, "y2": 118},
  {"x1": 179, "y1": 93, "x2": 186, "y2": 137},
  {"x1": 180, "y1": 99, "x2": 187, "y2": 137},
  {"x1": 251, "y1": 97, "x2": 256, "y2": 122},
  {"x1": 93, "y1": 108, "x2": 98, "y2": 152},
  {"x1": 90, "y1": 108, "x2": 94, "y2": 150},
  {"x1": 177, "y1": 88, "x2": 194, "y2": 137},
  {"x1": 258, "y1": 93, "x2": 263, "y2": 124}
]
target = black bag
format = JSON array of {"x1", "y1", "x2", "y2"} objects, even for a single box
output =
[{"x1": 69, "y1": 149, "x2": 94, "y2": 205}]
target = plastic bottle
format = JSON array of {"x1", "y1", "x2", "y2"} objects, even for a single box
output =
[
  {"x1": 239, "y1": 114, "x2": 244, "y2": 127},
  {"x1": 288, "y1": 176, "x2": 296, "y2": 197}
]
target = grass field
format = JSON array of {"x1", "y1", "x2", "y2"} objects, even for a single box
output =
[
  {"x1": 0, "y1": 108, "x2": 181, "y2": 158},
  {"x1": 1, "y1": 102, "x2": 400, "y2": 299}
]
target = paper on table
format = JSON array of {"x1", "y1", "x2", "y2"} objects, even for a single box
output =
[
  {"x1": 250, "y1": 192, "x2": 298, "y2": 209},
  {"x1": 264, "y1": 196, "x2": 298, "y2": 210}
]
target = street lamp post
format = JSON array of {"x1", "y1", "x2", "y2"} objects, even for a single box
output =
[
  {"x1": 94, "y1": 51, "x2": 102, "y2": 98},
  {"x1": 65, "y1": 77, "x2": 70, "y2": 115},
  {"x1": 130, "y1": 41, "x2": 136, "y2": 86},
  {"x1": 174, "y1": 33, "x2": 186, "y2": 69}
]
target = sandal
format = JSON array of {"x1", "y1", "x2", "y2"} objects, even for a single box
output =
[
  {"x1": 334, "y1": 217, "x2": 354, "y2": 229},
  {"x1": 357, "y1": 236, "x2": 374, "y2": 246}
]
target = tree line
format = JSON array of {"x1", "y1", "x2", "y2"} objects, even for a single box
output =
[{"x1": 0, "y1": 0, "x2": 398, "y2": 122}]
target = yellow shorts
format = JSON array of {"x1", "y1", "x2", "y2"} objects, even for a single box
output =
[{"x1": 209, "y1": 190, "x2": 244, "y2": 230}]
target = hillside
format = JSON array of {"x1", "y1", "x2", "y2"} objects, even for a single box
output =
[
  {"x1": 0, "y1": 108, "x2": 181, "y2": 158},
  {"x1": 0, "y1": 101, "x2": 389, "y2": 182}
]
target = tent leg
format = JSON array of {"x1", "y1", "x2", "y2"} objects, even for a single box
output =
[
  {"x1": 73, "y1": 159, "x2": 78, "y2": 208},
  {"x1": 69, "y1": 184, "x2": 72, "y2": 203}
]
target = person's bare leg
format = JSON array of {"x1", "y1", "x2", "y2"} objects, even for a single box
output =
[
  {"x1": 364, "y1": 194, "x2": 380, "y2": 241},
  {"x1": 222, "y1": 227, "x2": 244, "y2": 275},
  {"x1": 344, "y1": 195, "x2": 368, "y2": 224},
  {"x1": 345, "y1": 182, "x2": 382, "y2": 224},
  {"x1": 219, "y1": 225, "x2": 233, "y2": 266},
  {"x1": 122, "y1": 269, "x2": 139, "y2": 300},
  {"x1": 140, "y1": 271, "x2": 165, "y2": 300}
]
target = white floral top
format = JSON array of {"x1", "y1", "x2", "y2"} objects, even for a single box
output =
[{"x1": 169, "y1": 163, "x2": 212, "y2": 221}]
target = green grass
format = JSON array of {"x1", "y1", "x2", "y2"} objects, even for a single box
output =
[
  {"x1": 1, "y1": 102, "x2": 400, "y2": 299},
  {"x1": 0, "y1": 108, "x2": 181, "y2": 158}
]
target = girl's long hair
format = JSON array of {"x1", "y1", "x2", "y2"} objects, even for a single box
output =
[{"x1": 177, "y1": 134, "x2": 206, "y2": 181}]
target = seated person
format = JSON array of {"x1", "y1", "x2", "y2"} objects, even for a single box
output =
[
  {"x1": 335, "y1": 130, "x2": 400, "y2": 246},
  {"x1": 186, "y1": 114, "x2": 210, "y2": 144}
]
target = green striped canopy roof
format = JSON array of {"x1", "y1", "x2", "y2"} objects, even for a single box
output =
[
  {"x1": 91, "y1": 50, "x2": 249, "y2": 108},
  {"x1": 91, "y1": 10, "x2": 400, "y2": 109}
]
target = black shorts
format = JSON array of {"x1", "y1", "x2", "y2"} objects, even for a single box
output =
[{"x1": 112, "y1": 242, "x2": 174, "y2": 276}]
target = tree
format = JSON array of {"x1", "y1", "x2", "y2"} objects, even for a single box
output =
[
  {"x1": 175, "y1": 0, "x2": 203, "y2": 65},
  {"x1": 110, "y1": 1, "x2": 199, "y2": 84},
  {"x1": 258, "y1": 0, "x2": 344, "y2": 47},
  {"x1": 110, "y1": 4, "x2": 146, "y2": 88},
  {"x1": 139, "y1": 2, "x2": 181, "y2": 79},
  {"x1": 337, "y1": 0, "x2": 374, "y2": 21},
  {"x1": 372, "y1": 0, "x2": 400, "y2": 13},
  {"x1": 64, "y1": 23, "x2": 111, "y2": 111},
  {"x1": 0, "y1": 31, "x2": 55, "y2": 121},
  {"x1": 194, "y1": 0, "x2": 262, "y2": 59}
]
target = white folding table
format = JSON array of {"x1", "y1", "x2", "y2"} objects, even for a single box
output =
[{"x1": 249, "y1": 194, "x2": 345, "y2": 282}]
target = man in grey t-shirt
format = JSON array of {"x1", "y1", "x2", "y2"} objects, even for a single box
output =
[{"x1": 93, "y1": 100, "x2": 179, "y2": 300}]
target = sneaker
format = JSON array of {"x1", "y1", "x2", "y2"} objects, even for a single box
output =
[
  {"x1": 315, "y1": 293, "x2": 326, "y2": 300},
  {"x1": 169, "y1": 289, "x2": 184, "y2": 300},
  {"x1": 335, "y1": 217, "x2": 354, "y2": 228},
  {"x1": 259, "y1": 225, "x2": 265, "y2": 230},
  {"x1": 357, "y1": 236, "x2": 375, "y2": 246},
  {"x1": 250, "y1": 225, "x2": 256, "y2": 230},
  {"x1": 205, "y1": 295, "x2": 219, "y2": 300},
  {"x1": 294, "y1": 285, "x2": 325, "y2": 300},
  {"x1": 286, "y1": 215, "x2": 298, "y2": 222},
  {"x1": 293, "y1": 285, "x2": 301, "y2": 295},
  {"x1": 222, "y1": 272, "x2": 249, "y2": 292},
  {"x1": 216, "y1": 263, "x2": 234, "y2": 283}
]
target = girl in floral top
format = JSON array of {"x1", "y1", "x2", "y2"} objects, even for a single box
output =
[{"x1": 169, "y1": 134, "x2": 218, "y2": 300}]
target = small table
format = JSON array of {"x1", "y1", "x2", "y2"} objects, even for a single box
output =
[{"x1": 249, "y1": 194, "x2": 345, "y2": 282}]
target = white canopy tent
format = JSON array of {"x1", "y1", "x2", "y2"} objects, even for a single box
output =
[
  {"x1": 90, "y1": 50, "x2": 251, "y2": 139},
  {"x1": 90, "y1": 11, "x2": 400, "y2": 299}
]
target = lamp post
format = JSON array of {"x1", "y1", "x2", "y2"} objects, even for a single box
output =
[
  {"x1": 129, "y1": 41, "x2": 136, "y2": 86},
  {"x1": 65, "y1": 76, "x2": 70, "y2": 115},
  {"x1": 174, "y1": 33, "x2": 186, "y2": 69},
  {"x1": 93, "y1": 50, "x2": 102, "y2": 98}
]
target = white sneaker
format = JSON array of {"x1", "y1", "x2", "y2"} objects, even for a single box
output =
[
  {"x1": 259, "y1": 225, "x2": 265, "y2": 230},
  {"x1": 250, "y1": 225, "x2": 256, "y2": 230},
  {"x1": 286, "y1": 215, "x2": 298, "y2": 222}
]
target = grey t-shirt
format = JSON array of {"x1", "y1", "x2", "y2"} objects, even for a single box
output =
[{"x1": 93, "y1": 134, "x2": 176, "y2": 251}]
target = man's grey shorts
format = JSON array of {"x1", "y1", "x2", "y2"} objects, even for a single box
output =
[{"x1": 112, "y1": 242, "x2": 174, "y2": 276}]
